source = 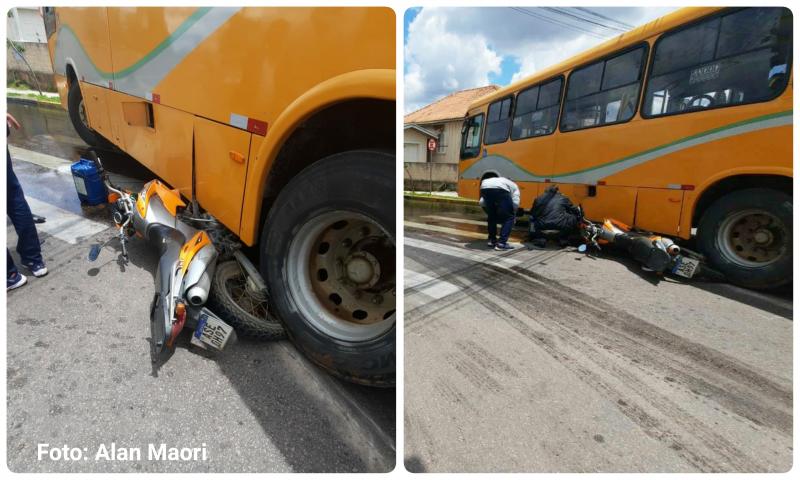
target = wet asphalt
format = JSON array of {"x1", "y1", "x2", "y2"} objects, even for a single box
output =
[
  {"x1": 404, "y1": 200, "x2": 792, "y2": 473},
  {"x1": 5, "y1": 99, "x2": 395, "y2": 473}
]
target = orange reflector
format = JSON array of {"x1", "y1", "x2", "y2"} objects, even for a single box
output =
[
  {"x1": 229, "y1": 151, "x2": 245, "y2": 163},
  {"x1": 108, "y1": 192, "x2": 121, "y2": 203}
]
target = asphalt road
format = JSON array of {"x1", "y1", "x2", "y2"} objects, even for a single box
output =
[
  {"x1": 5, "y1": 100, "x2": 395, "y2": 473},
  {"x1": 404, "y1": 201, "x2": 792, "y2": 473}
]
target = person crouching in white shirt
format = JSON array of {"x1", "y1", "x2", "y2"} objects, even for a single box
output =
[{"x1": 478, "y1": 172, "x2": 520, "y2": 250}]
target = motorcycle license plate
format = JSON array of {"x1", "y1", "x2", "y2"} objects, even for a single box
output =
[
  {"x1": 672, "y1": 256, "x2": 700, "y2": 278},
  {"x1": 190, "y1": 309, "x2": 234, "y2": 351}
]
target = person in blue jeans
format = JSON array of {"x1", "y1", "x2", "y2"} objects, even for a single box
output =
[
  {"x1": 478, "y1": 172, "x2": 520, "y2": 251},
  {"x1": 7, "y1": 113, "x2": 48, "y2": 290}
]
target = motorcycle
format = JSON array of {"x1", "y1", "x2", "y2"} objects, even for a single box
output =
[
  {"x1": 86, "y1": 151, "x2": 249, "y2": 355},
  {"x1": 577, "y1": 207, "x2": 724, "y2": 281}
]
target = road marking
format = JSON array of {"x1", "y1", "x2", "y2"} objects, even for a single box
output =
[
  {"x1": 405, "y1": 270, "x2": 461, "y2": 299},
  {"x1": 9, "y1": 145, "x2": 72, "y2": 170},
  {"x1": 24, "y1": 197, "x2": 108, "y2": 245},
  {"x1": 405, "y1": 235, "x2": 524, "y2": 268}
]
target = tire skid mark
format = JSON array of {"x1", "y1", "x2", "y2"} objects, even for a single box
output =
[
  {"x1": 501, "y1": 264, "x2": 792, "y2": 421},
  {"x1": 446, "y1": 351, "x2": 504, "y2": 394},
  {"x1": 465, "y1": 278, "x2": 757, "y2": 472},
  {"x1": 432, "y1": 375, "x2": 478, "y2": 414},
  {"x1": 455, "y1": 340, "x2": 520, "y2": 378},
  {"x1": 405, "y1": 238, "x2": 790, "y2": 472}
]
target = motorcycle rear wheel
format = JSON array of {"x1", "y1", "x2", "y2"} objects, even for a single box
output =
[{"x1": 208, "y1": 260, "x2": 286, "y2": 340}]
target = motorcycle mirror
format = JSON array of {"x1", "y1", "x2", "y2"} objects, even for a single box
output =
[
  {"x1": 578, "y1": 244, "x2": 588, "y2": 253},
  {"x1": 88, "y1": 244, "x2": 102, "y2": 262}
]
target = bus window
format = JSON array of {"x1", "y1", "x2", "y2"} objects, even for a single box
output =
[
  {"x1": 483, "y1": 97, "x2": 513, "y2": 145},
  {"x1": 643, "y1": 7, "x2": 792, "y2": 117},
  {"x1": 460, "y1": 113, "x2": 485, "y2": 159},
  {"x1": 511, "y1": 77, "x2": 562, "y2": 140},
  {"x1": 561, "y1": 46, "x2": 646, "y2": 132}
]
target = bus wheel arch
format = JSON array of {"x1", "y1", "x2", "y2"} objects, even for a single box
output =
[
  {"x1": 256, "y1": 98, "x2": 395, "y2": 242},
  {"x1": 64, "y1": 64, "x2": 104, "y2": 148},
  {"x1": 693, "y1": 175, "x2": 792, "y2": 290}
]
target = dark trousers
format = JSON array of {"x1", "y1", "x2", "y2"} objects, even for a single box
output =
[
  {"x1": 480, "y1": 188, "x2": 515, "y2": 244},
  {"x1": 7, "y1": 150, "x2": 43, "y2": 276}
]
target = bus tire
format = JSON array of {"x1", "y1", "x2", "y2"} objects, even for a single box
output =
[
  {"x1": 697, "y1": 188, "x2": 792, "y2": 290},
  {"x1": 67, "y1": 80, "x2": 104, "y2": 147},
  {"x1": 261, "y1": 150, "x2": 396, "y2": 387}
]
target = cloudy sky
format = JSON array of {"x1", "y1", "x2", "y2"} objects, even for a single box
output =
[{"x1": 404, "y1": 7, "x2": 678, "y2": 113}]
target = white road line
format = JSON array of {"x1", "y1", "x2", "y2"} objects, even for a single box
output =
[
  {"x1": 404, "y1": 270, "x2": 461, "y2": 299},
  {"x1": 24, "y1": 197, "x2": 108, "y2": 245},
  {"x1": 405, "y1": 236, "x2": 524, "y2": 268},
  {"x1": 9, "y1": 145, "x2": 72, "y2": 170}
]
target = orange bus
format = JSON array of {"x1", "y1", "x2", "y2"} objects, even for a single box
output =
[
  {"x1": 45, "y1": 7, "x2": 396, "y2": 385},
  {"x1": 459, "y1": 7, "x2": 792, "y2": 289}
]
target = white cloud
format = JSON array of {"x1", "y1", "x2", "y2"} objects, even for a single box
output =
[
  {"x1": 405, "y1": 7, "x2": 678, "y2": 112},
  {"x1": 404, "y1": 11, "x2": 502, "y2": 112}
]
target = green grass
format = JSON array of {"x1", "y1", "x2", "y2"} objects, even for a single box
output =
[{"x1": 7, "y1": 92, "x2": 61, "y2": 104}]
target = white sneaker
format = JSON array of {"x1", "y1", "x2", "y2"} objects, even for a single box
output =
[
  {"x1": 25, "y1": 262, "x2": 48, "y2": 277},
  {"x1": 7, "y1": 273, "x2": 27, "y2": 291}
]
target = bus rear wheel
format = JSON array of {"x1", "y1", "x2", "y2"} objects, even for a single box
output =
[
  {"x1": 697, "y1": 188, "x2": 792, "y2": 290},
  {"x1": 261, "y1": 150, "x2": 395, "y2": 387},
  {"x1": 67, "y1": 80, "x2": 104, "y2": 147}
]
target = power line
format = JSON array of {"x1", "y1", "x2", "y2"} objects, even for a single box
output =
[
  {"x1": 574, "y1": 7, "x2": 635, "y2": 30},
  {"x1": 543, "y1": 7, "x2": 628, "y2": 33},
  {"x1": 508, "y1": 7, "x2": 610, "y2": 40}
]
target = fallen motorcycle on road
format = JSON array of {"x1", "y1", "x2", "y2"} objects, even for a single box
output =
[
  {"x1": 84, "y1": 151, "x2": 284, "y2": 358},
  {"x1": 526, "y1": 185, "x2": 725, "y2": 283}
]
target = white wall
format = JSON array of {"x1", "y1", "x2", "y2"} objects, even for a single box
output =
[{"x1": 7, "y1": 8, "x2": 46, "y2": 43}]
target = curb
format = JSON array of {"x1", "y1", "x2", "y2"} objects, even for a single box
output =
[
  {"x1": 7, "y1": 95, "x2": 62, "y2": 110},
  {"x1": 403, "y1": 193, "x2": 478, "y2": 206}
]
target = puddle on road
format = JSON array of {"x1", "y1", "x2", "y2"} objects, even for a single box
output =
[{"x1": 8, "y1": 99, "x2": 159, "y2": 220}]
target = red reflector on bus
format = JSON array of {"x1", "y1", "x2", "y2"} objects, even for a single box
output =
[
  {"x1": 597, "y1": 180, "x2": 606, "y2": 186},
  {"x1": 152, "y1": 93, "x2": 161, "y2": 104},
  {"x1": 247, "y1": 118, "x2": 268, "y2": 136},
  {"x1": 681, "y1": 184, "x2": 695, "y2": 191},
  {"x1": 543, "y1": 179, "x2": 551, "y2": 183}
]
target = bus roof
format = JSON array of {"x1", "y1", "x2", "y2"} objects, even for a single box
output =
[{"x1": 468, "y1": 7, "x2": 724, "y2": 111}]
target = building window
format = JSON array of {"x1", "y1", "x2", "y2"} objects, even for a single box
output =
[{"x1": 436, "y1": 130, "x2": 446, "y2": 154}]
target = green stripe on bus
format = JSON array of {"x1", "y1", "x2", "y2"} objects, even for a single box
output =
[
  {"x1": 57, "y1": 7, "x2": 212, "y2": 80},
  {"x1": 488, "y1": 109, "x2": 792, "y2": 180}
]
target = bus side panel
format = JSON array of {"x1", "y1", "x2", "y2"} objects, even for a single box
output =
[
  {"x1": 577, "y1": 185, "x2": 637, "y2": 226},
  {"x1": 51, "y1": 8, "x2": 113, "y2": 87},
  {"x1": 193, "y1": 117, "x2": 252, "y2": 234},
  {"x1": 78, "y1": 82, "x2": 113, "y2": 141},
  {"x1": 635, "y1": 188, "x2": 683, "y2": 236},
  {"x1": 105, "y1": 89, "x2": 194, "y2": 197},
  {"x1": 106, "y1": 7, "x2": 198, "y2": 84}
]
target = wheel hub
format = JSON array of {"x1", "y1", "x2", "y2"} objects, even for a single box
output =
[
  {"x1": 344, "y1": 251, "x2": 380, "y2": 288},
  {"x1": 286, "y1": 211, "x2": 395, "y2": 342},
  {"x1": 720, "y1": 210, "x2": 786, "y2": 266}
]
